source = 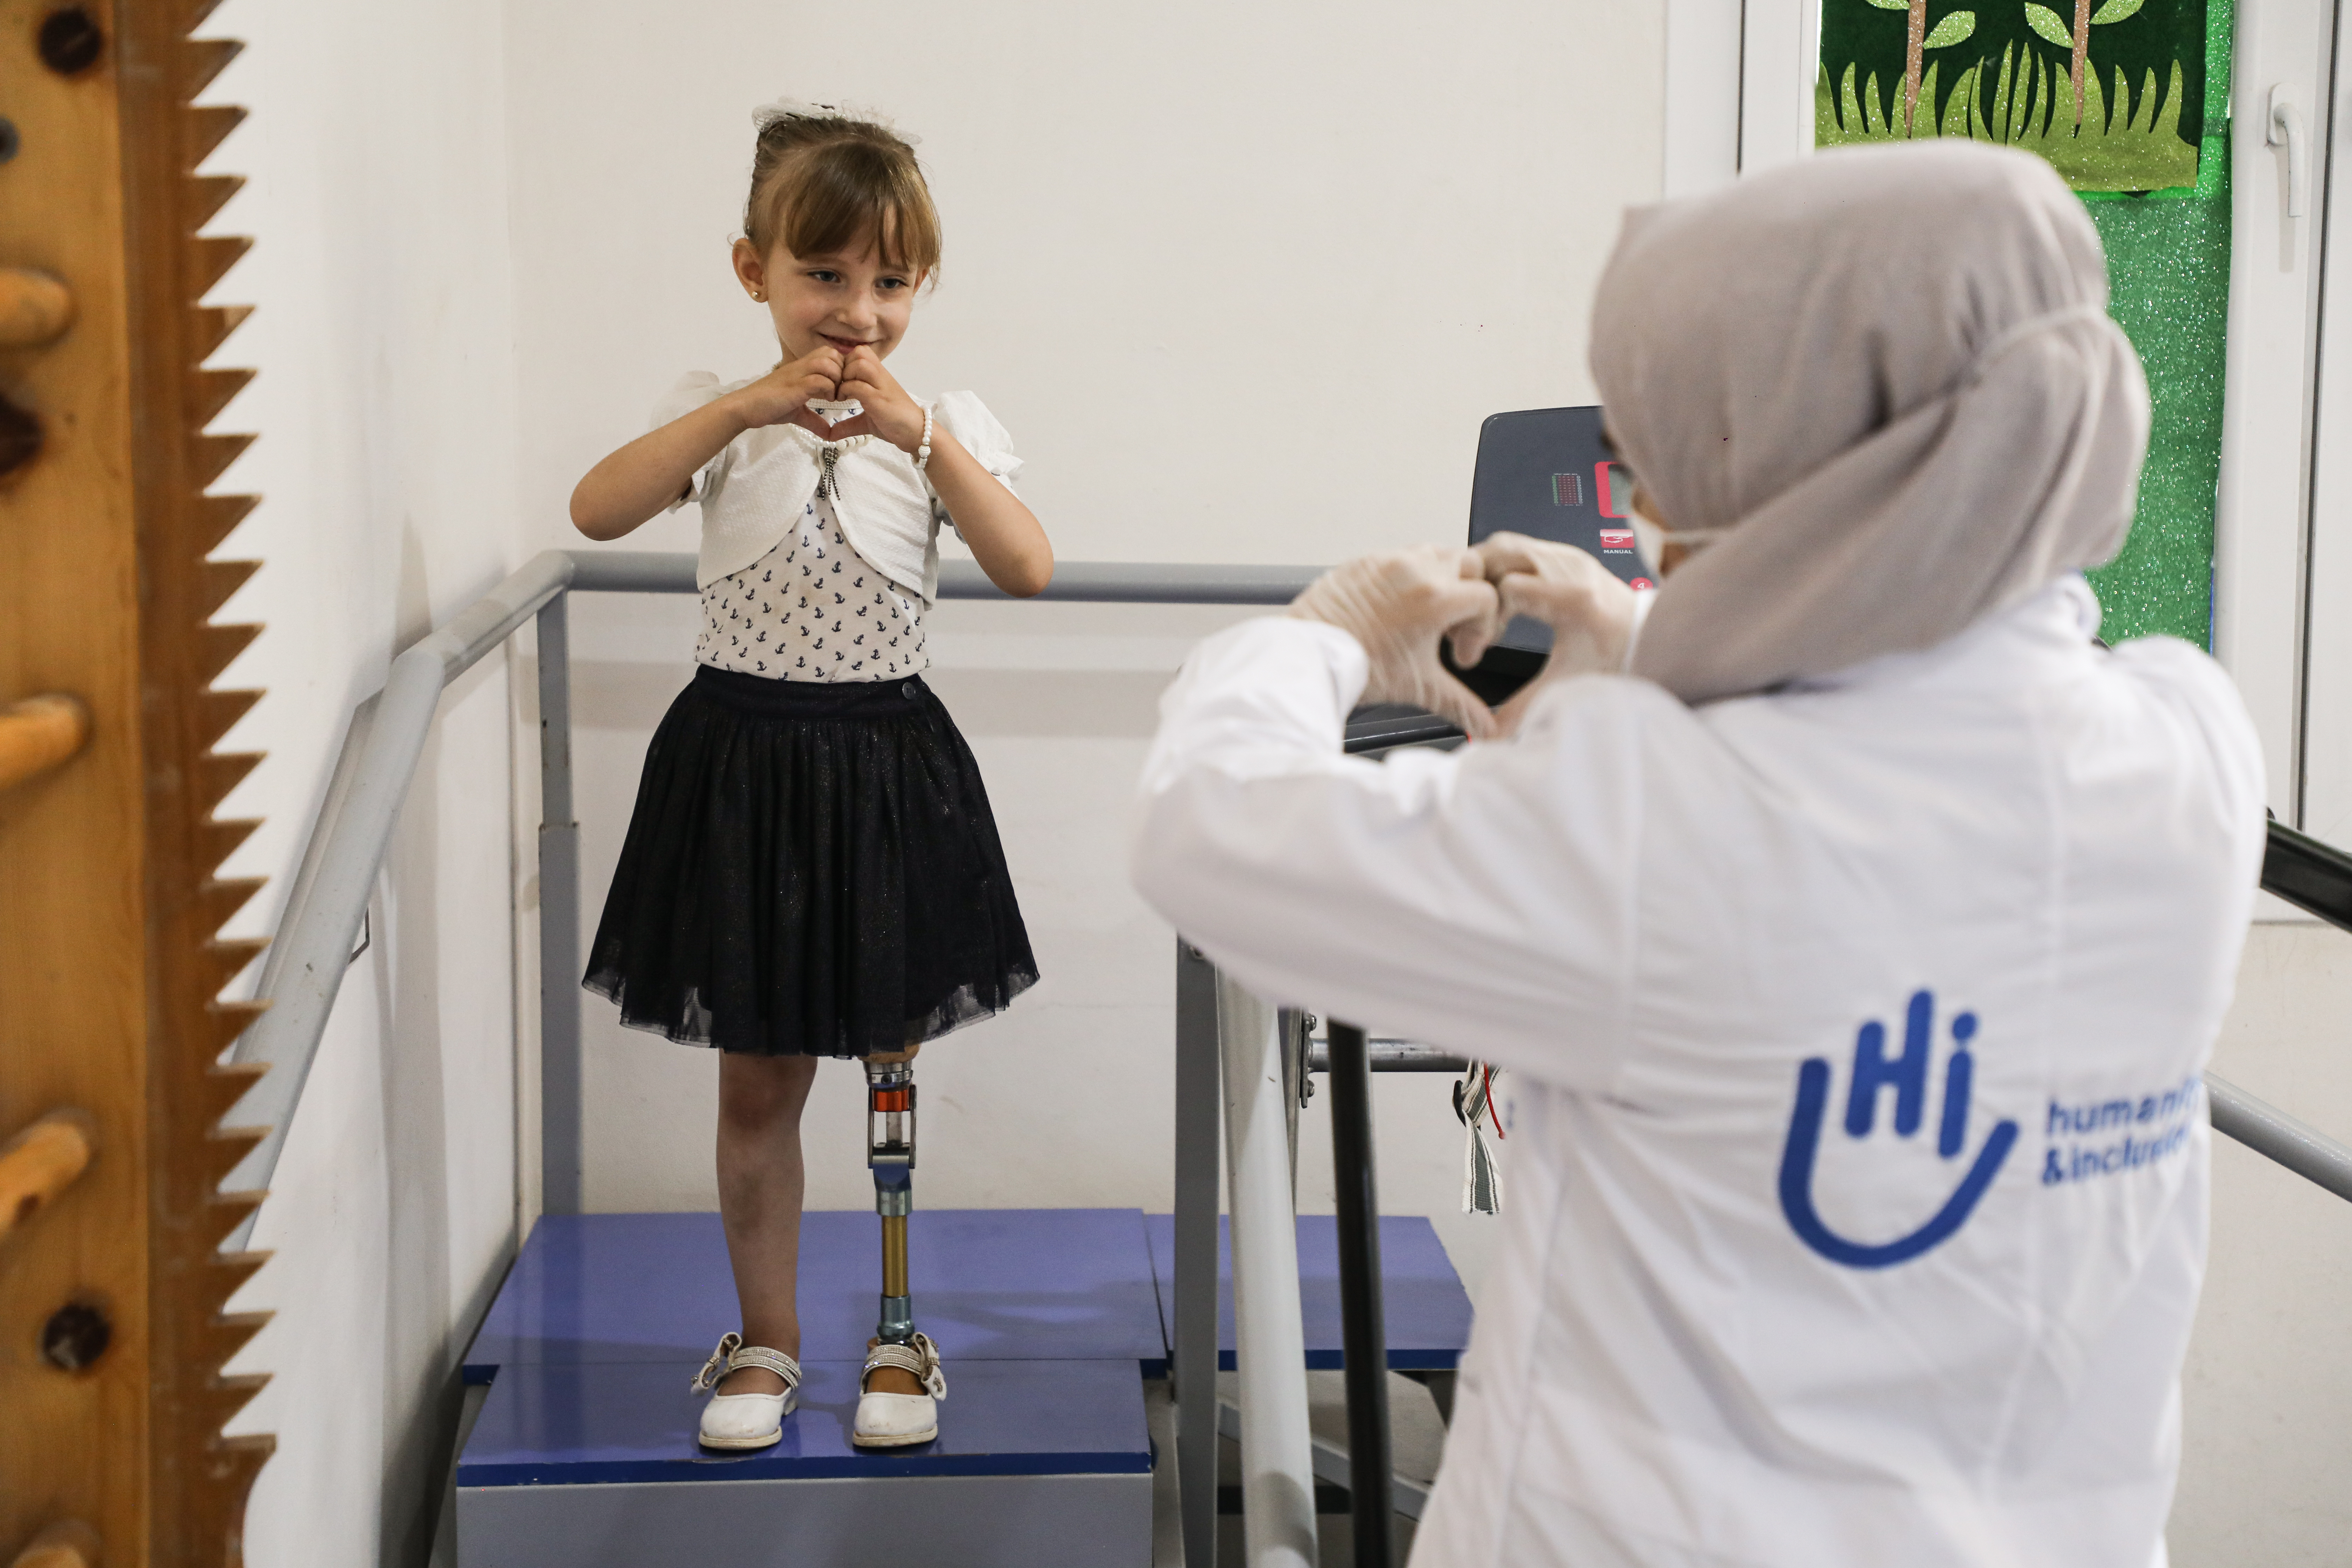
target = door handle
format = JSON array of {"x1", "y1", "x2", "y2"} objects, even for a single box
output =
[{"x1": 2270, "y1": 83, "x2": 2309, "y2": 220}]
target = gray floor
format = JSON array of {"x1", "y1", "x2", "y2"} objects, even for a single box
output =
[
  {"x1": 1145, "y1": 1378, "x2": 1186, "y2": 1567},
  {"x1": 1162, "y1": 1371, "x2": 1449, "y2": 1568}
]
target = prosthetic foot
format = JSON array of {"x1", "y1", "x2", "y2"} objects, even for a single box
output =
[{"x1": 854, "y1": 1060, "x2": 947, "y2": 1447}]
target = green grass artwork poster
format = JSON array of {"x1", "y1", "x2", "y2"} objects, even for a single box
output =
[
  {"x1": 1819, "y1": 0, "x2": 2207, "y2": 191},
  {"x1": 1818, "y1": 0, "x2": 2231, "y2": 645}
]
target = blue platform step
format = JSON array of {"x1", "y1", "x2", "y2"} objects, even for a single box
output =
[
  {"x1": 455, "y1": 1208, "x2": 1473, "y2": 1567},
  {"x1": 457, "y1": 1210, "x2": 1162, "y2": 1567},
  {"x1": 458, "y1": 1359, "x2": 1150, "y2": 1487},
  {"x1": 464, "y1": 1208, "x2": 1168, "y2": 1378},
  {"x1": 1143, "y1": 1213, "x2": 1474, "y2": 1371}
]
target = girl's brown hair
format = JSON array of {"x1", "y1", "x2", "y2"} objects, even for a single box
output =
[{"x1": 746, "y1": 111, "x2": 941, "y2": 278}]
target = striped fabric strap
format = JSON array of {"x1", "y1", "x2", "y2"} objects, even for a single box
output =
[
  {"x1": 690, "y1": 1331, "x2": 802, "y2": 1394},
  {"x1": 1457, "y1": 1062, "x2": 1506, "y2": 1216},
  {"x1": 862, "y1": 1331, "x2": 948, "y2": 1399},
  {"x1": 728, "y1": 1344, "x2": 803, "y2": 1390}
]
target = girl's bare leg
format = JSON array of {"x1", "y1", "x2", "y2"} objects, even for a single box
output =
[{"x1": 716, "y1": 1051, "x2": 821, "y2": 1395}]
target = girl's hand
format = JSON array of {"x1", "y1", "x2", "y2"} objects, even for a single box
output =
[
  {"x1": 838, "y1": 347, "x2": 928, "y2": 454},
  {"x1": 727, "y1": 345, "x2": 847, "y2": 428}
]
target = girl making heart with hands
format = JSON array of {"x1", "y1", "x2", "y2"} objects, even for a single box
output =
[{"x1": 569, "y1": 99, "x2": 1049, "y2": 1456}]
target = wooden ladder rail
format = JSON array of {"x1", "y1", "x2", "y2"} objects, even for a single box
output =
[{"x1": 1, "y1": 2, "x2": 271, "y2": 1564}]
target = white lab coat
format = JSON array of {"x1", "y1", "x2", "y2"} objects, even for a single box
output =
[{"x1": 1131, "y1": 578, "x2": 2264, "y2": 1568}]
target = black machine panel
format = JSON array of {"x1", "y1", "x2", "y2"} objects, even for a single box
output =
[{"x1": 1466, "y1": 405, "x2": 1653, "y2": 657}]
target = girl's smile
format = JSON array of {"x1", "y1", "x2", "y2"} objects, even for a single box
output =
[{"x1": 732, "y1": 235, "x2": 920, "y2": 370}]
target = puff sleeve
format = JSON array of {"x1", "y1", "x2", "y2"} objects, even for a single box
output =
[
  {"x1": 651, "y1": 371, "x2": 735, "y2": 512},
  {"x1": 927, "y1": 391, "x2": 1023, "y2": 530}
]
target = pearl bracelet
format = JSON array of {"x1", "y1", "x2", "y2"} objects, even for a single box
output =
[{"x1": 916, "y1": 407, "x2": 933, "y2": 472}]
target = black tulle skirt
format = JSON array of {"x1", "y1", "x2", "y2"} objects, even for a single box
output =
[{"x1": 583, "y1": 664, "x2": 1038, "y2": 1057}]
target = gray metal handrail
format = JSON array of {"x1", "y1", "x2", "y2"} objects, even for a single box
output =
[
  {"x1": 222, "y1": 550, "x2": 586, "y2": 1237},
  {"x1": 219, "y1": 549, "x2": 1321, "y2": 1244},
  {"x1": 2206, "y1": 1073, "x2": 2352, "y2": 1201},
  {"x1": 220, "y1": 542, "x2": 2352, "y2": 1223}
]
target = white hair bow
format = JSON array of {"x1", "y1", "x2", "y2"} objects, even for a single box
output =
[{"x1": 749, "y1": 96, "x2": 920, "y2": 146}]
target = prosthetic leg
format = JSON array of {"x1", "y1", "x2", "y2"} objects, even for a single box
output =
[
  {"x1": 854, "y1": 1059, "x2": 946, "y2": 1447},
  {"x1": 866, "y1": 1060, "x2": 917, "y2": 1345}
]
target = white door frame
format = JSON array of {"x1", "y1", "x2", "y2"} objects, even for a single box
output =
[
  {"x1": 1738, "y1": 0, "x2": 1818, "y2": 174},
  {"x1": 1665, "y1": 0, "x2": 1748, "y2": 197},
  {"x1": 2290, "y1": 0, "x2": 2352, "y2": 845},
  {"x1": 2219, "y1": 0, "x2": 2337, "y2": 837}
]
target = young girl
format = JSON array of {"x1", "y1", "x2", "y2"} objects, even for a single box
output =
[{"x1": 569, "y1": 99, "x2": 1049, "y2": 1452}]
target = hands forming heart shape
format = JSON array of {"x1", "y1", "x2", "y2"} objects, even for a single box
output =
[
  {"x1": 742, "y1": 343, "x2": 930, "y2": 455},
  {"x1": 1287, "y1": 534, "x2": 1643, "y2": 740}
]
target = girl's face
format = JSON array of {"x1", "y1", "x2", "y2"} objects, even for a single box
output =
[{"x1": 732, "y1": 232, "x2": 922, "y2": 365}]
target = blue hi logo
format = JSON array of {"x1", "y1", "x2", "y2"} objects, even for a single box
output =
[{"x1": 1776, "y1": 990, "x2": 2019, "y2": 1268}]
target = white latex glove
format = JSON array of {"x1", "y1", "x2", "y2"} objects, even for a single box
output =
[
  {"x1": 1287, "y1": 545, "x2": 1504, "y2": 740},
  {"x1": 1466, "y1": 532, "x2": 1640, "y2": 735}
]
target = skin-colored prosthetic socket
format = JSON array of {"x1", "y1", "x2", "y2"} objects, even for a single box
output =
[{"x1": 867, "y1": 1060, "x2": 917, "y2": 1344}]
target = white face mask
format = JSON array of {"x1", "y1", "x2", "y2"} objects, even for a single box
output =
[
  {"x1": 1630, "y1": 511, "x2": 1734, "y2": 577},
  {"x1": 1630, "y1": 513, "x2": 1667, "y2": 576}
]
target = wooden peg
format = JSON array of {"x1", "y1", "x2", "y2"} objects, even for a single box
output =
[
  {"x1": 0, "y1": 268, "x2": 73, "y2": 346},
  {"x1": 0, "y1": 693, "x2": 91, "y2": 791},
  {"x1": 0, "y1": 1111, "x2": 96, "y2": 1243},
  {"x1": 8, "y1": 1519, "x2": 99, "y2": 1568}
]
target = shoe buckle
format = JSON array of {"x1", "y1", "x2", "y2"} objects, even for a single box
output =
[{"x1": 691, "y1": 1331, "x2": 744, "y2": 1394}]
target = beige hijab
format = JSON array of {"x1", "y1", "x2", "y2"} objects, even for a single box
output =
[{"x1": 1594, "y1": 141, "x2": 2149, "y2": 705}]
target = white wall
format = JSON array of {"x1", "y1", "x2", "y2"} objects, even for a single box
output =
[
  {"x1": 503, "y1": 0, "x2": 1668, "y2": 572},
  {"x1": 195, "y1": 0, "x2": 527, "y2": 1564},
  {"x1": 2171, "y1": 923, "x2": 2352, "y2": 1566},
  {"x1": 505, "y1": 0, "x2": 1672, "y2": 1299}
]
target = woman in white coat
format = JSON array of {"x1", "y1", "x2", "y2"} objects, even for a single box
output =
[{"x1": 1130, "y1": 142, "x2": 2266, "y2": 1568}]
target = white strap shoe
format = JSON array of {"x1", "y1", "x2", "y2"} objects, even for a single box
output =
[
  {"x1": 691, "y1": 1332, "x2": 803, "y2": 1450},
  {"x1": 852, "y1": 1331, "x2": 947, "y2": 1448}
]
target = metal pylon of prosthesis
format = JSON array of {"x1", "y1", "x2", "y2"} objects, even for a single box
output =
[{"x1": 866, "y1": 1060, "x2": 918, "y2": 1344}]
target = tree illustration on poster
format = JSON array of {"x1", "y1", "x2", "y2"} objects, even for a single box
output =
[
  {"x1": 1820, "y1": 0, "x2": 2206, "y2": 191},
  {"x1": 1818, "y1": 0, "x2": 2228, "y2": 646}
]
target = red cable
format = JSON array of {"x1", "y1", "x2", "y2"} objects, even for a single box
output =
[{"x1": 1484, "y1": 1064, "x2": 1505, "y2": 1140}]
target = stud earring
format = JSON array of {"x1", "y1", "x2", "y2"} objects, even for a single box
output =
[{"x1": 752, "y1": 291, "x2": 765, "y2": 302}]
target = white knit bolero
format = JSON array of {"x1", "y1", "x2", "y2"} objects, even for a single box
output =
[{"x1": 655, "y1": 372, "x2": 1023, "y2": 602}]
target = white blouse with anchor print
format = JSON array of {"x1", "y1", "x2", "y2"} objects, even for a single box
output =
[
  {"x1": 650, "y1": 372, "x2": 1024, "y2": 684},
  {"x1": 696, "y1": 488, "x2": 929, "y2": 681}
]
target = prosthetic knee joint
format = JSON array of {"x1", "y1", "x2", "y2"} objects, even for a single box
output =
[{"x1": 866, "y1": 1060, "x2": 917, "y2": 1345}]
